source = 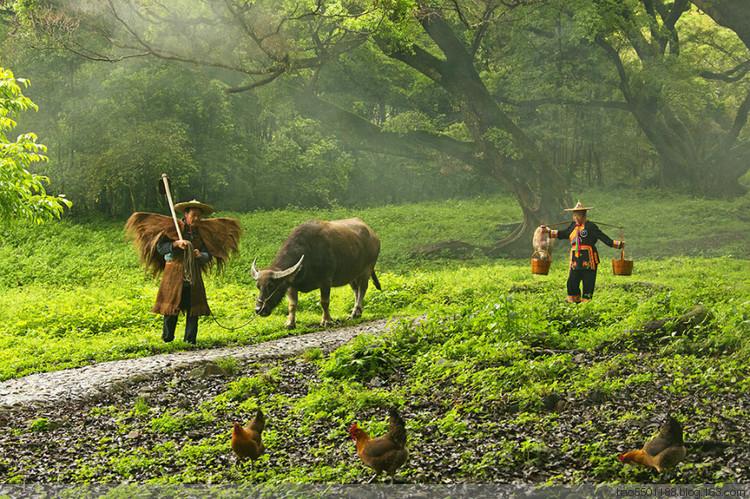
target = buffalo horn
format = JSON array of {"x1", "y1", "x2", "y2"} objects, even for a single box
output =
[
  {"x1": 271, "y1": 255, "x2": 304, "y2": 279},
  {"x1": 250, "y1": 258, "x2": 260, "y2": 280}
]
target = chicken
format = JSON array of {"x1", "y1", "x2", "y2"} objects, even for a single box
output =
[
  {"x1": 349, "y1": 407, "x2": 408, "y2": 483},
  {"x1": 533, "y1": 226, "x2": 552, "y2": 261},
  {"x1": 231, "y1": 408, "x2": 265, "y2": 462},
  {"x1": 618, "y1": 415, "x2": 687, "y2": 472}
]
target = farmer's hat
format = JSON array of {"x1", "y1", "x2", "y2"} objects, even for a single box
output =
[
  {"x1": 174, "y1": 199, "x2": 215, "y2": 215},
  {"x1": 563, "y1": 200, "x2": 593, "y2": 212}
]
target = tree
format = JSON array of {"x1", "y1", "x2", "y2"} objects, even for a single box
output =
[
  {"x1": 0, "y1": 67, "x2": 71, "y2": 223},
  {"x1": 12, "y1": 0, "x2": 573, "y2": 252},
  {"x1": 579, "y1": 0, "x2": 750, "y2": 196}
]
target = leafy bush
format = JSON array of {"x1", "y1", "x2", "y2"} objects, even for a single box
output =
[{"x1": 319, "y1": 334, "x2": 399, "y2": 382}]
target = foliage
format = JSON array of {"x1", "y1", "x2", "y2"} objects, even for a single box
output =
[
  {"x1": 0, "y1": 189, "x2": 747, "y2": 380},
  {"x1": 0, "y1": 192, "x2": 748, "y2": 485},
  {"x1": 150, "y1": 409, "x2": 215, "y2": 434},
  {"x1": 0, "y1": 67, "x2": 70, "y2": 223}
]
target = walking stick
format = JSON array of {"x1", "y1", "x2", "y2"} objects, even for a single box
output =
[
  {"x1": 159, "y1": 173, "x2": 183, "y2": 241},
  {"x1": 158, "y1": 173, "x2": 195, "y2": 283}
]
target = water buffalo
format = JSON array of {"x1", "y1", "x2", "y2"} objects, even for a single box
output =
[{"x1": 251, "y1": 218, "x2": 381, "y2": 329}]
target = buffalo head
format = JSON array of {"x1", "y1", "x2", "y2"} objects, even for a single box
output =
[{"x1": 250, "y1": 255, "x2": 304, "y2": 316}]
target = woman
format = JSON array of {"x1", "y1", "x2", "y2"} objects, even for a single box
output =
[{"x1": 541, "y1": 200, "x2": 624, "y2": 303}]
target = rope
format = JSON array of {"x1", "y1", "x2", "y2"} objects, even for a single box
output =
[
  {"x1": 182, "y1": 241, "x2": 197, "y2": 285},
  {"x1": 208, "y1": 311, "x2": 257, "y2": 331},
  {"x1": 256, "y1": 284, "x2": 284, "y2": 312},
  {"x1": 545, "y1": 220, "x2": 624, "y2": 230},
  {"x1": 589, "y1": 220, "x2": 624, "y2": 229},
  {"x1": 208, "y1": 285, "x2": 286, "y2": 332}
]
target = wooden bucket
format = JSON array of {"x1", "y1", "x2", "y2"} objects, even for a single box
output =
[
  {"x1": 531, "y1": 251, "x2": 551, "y2": 275},
  {"x1": 612, "y1": 249, "x2": 633, "y2": 276}
]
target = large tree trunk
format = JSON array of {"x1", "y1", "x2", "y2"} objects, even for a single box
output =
[
  {"x1": 379, "y1": 10, "x2": 571, "y2": 253},
  {"x1": 293, "y1": 86, "x2": 569, "y2": 256}
]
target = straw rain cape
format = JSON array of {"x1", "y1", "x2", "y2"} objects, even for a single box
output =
[{"x1": 125, "y1": 212, "x2": 242, "y2": 278}]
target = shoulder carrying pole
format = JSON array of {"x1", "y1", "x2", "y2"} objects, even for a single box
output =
[{"x1": 160, "y1": 173, "x2": 183, "y2": 240}]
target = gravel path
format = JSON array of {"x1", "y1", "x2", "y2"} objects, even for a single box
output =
[{"x1": 0, "y1": 319, "x2": 391, "y2": 411}]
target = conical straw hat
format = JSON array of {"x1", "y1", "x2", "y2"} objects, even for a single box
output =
[
  {"x1": 563, "y1": 200, "x2": 593, "y2": 212},
  {"x1": 174, "y1": 199, "x2": 215, "y2": 215}
]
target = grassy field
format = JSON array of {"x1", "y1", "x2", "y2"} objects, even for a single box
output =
[
  {"x1": 1, "y1": 189, "x2": 750, "y2": 484},
  {"x1": 1, "y1": 254, "x2": 749, "y2": 484},
  {"x1": 0, "y1": 188, "x2": 749, "y2": 381}
]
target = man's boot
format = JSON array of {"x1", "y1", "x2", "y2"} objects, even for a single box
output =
[
  {"x1": 162, "y1": 315, "x2": 178, "y2": 342},
  {"x1": 184, "y1": 315, "x2": 199, "y2": 344}
]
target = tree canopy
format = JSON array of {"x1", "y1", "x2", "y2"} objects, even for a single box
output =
[
  {"x1": 3, "y1": 0, "x2": 750, "y2": 247},
  {"x1": 0, "y1": 66, "x2": 71, "y2": 224}
]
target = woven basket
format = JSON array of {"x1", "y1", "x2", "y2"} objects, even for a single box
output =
[
  {"x1": 612, "y1": 249, "x2": 633, "y2": 276},
  {"x1": 531, "y1": 251, "x2": 551, "y2": 275}
]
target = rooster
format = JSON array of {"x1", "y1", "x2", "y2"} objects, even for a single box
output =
[
  {"x1": 618, "y1": 415, "x2": 687, "y2": 473},
  {"x1": 231, "y1": 408, "x2": 265, "y2": 462},
  {"x1": 349, "y1": 407, "x2": 408, "y2": 483}
]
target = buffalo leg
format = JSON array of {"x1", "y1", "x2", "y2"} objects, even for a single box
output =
[
  {"x1": 350, "y1": 275, "x2": 369, "y2": 319},
  {"x1": 320, "y1": 286, "x2": 333, "y2": 326},
  {"x1": 286, "y1": 288, "x2": 298, "y2": 329}
]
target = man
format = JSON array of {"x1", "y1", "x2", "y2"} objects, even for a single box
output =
[
  {"x1": 154, "y1": 200, "x2": 213, "y2": 344},
  {"x1": 541, "y1": 200, "x2": 624, "y2": 303},
  {"x1": 126, "y1": 199, "x2": 241, "y2": 345}
]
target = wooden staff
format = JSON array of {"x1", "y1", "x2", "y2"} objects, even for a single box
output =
[
  {"x1": 159, "y1": 173, "x2": 183, "y2": 241},
  {"x1": 159, "y1": 173, "x2": 197, "y2": 284}
]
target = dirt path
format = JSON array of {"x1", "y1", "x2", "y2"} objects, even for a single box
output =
[{"x1": 0, "y1": 319, "x2": 392, "y2": 411}]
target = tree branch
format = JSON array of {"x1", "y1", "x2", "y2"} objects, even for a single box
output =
[
  {"x1": 700, "y1": 59, "x2": 750, "y2": 82},
  {"x1": 726, "y1": 86, "x2": 750, "y2": 145},
  {"x1": 63, "y1": 45, "x2": 150, "y2": 62},
  {"x1": 225, "y1": 69, "x2": 286, "y2": 93},
  {"x1": 450, "y1": 0, "x2": 471, "y2": 30},
  {"x1": 691, "y1": 0, "x2": 750, "y2": 50},
  {"x1": 385, "y1": 42, "x2": 447, "y2": 84},
  {"x1": 471, "y1": 3, "x2": 498, "y2": 56},
  {"x1": 664, "y1": 0, "x2": 690, "y2": 31},
  {"x1": 99, "y1": 0, "x2": 295, "y2": 77},
  {"x1": 418, "y1": 7, "x2": 472, "y2": 63},
  {"x1": 595, "y1": 36, "x2": 634, "y2": 103},
  {"x1": 496, "y1": 95, "x2": 630, "y2": 110},
  {"x1": 222, "y1": 0, "x2": 282, "y2": 63},
  {"x1": 291, "y1": 87, "x2": 482, "y2": 168}
]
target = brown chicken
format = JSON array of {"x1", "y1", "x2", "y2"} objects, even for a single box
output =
[
  {"x1": 231, "y1": 408, "x2": 265, "y2": 462},
  {"x1": 349, "y1": 407, "x2": 408, "y2": 483},
  {"x1": 618, "y1": 415, "x2": 687, "y2": 472}
]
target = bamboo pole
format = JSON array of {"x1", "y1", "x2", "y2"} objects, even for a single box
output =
[{"x1": 160, "y1": 173, "x2": 183, "y2": 241}]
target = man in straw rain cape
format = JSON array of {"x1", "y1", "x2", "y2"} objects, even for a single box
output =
[
  {"x1": 540, "y1": 200, "x2": 624, "y2": 303},
  {"x1": 126, "y1": 200, "x2": 241, "y2": 344}
]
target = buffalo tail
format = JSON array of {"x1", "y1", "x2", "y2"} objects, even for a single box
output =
[{"x1": 371, "y1": 270, "x2": 382, "y2": 290}]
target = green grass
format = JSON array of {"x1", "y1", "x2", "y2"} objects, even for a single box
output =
[
  {"x1": 2, "y1": 186, "x2": 750, "y2": 484},
  {"x1": 13, "y1": 257, "x2": 744, "y2": 484},
  {"x1": 0, "y1": 188, "x2": 748, "y2": 380}
]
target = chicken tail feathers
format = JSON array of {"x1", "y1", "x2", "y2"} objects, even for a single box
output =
[
  {"x1": 388, "y1": 407, "x2": 407, "y2": 447},
  {"x1": 250, "y1": 408, "x2": 265, "y2": 433},
  {"x1": 661, "y1": 415, "x2": 684, "y2": 445}
]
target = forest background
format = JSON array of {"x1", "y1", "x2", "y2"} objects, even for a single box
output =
[{"x1": 2, "y1": 0, "x2": 750, "y2": 232}]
